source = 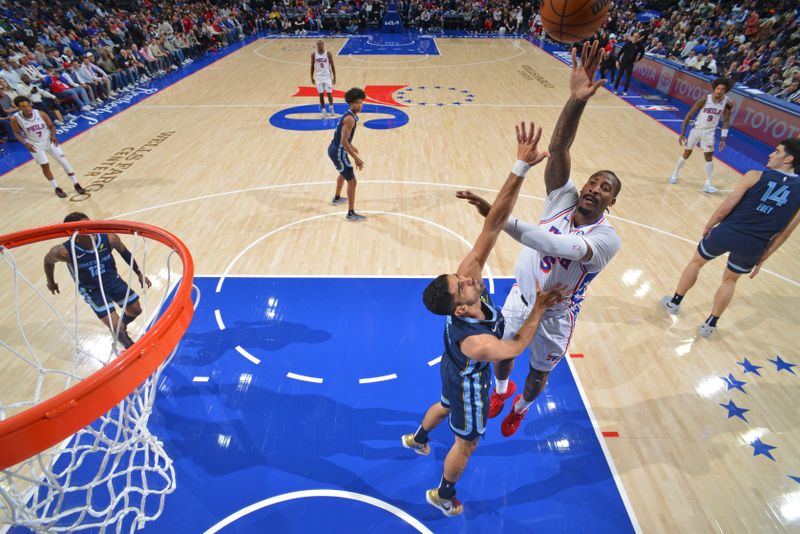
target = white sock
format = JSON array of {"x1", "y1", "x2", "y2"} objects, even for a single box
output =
[
  {"x1": 672, "y1": 156, "x2": 687, "y2": 176},
  {"x1": 704, "y1": 161, "x2": 714, "y2": 183},
  {"x1": 495, "y1": 378, "x2": 509, "y2": 395},
  {"x1": 49, "y1": 179, "x2": 58, "y2": 189},
  {"x1": 514, "y1": 397, "x2": 532, "y2": 413},
  {"x1": 68, "y1": 174, "x2": 78, "y2": 184}
]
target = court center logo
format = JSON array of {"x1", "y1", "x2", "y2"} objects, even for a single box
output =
[{"x1": 269, "y1": 85, "x2": 410, "y2": 131}]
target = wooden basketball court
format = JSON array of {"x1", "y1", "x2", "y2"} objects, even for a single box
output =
[{"x1": 2, "y1": 37, "x2": 799, "y2": 532}]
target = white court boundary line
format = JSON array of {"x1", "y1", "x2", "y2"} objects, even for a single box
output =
[
  {"x1": 347, "y1": 53, "x2": 430, "y2": 64},
  {"x1": 214, "y1": 309, "x2": 225, "y2": 330},
  {"x1": 253, "y1": 36, "x2": 527, "y2": 70},
  {"x1": 287, "y1": 372, "x2": 324, "y2": 383},
  {"x1": 213, "y1": 209, "x2": 497, "y2": 294},
  {"x1": 365, "y1": 36, "x2": 417, "y2": 47},
  {"x1": 358, "y1": 373, "x2": 397, "y2": 384},
  {"x1": 110, "y1": 180, "x2": 800, "y2": 287},
  {"x1": 234, "y1": 345, "x2": 261, "y2": 365},
  {"x1": 565, "y1": 354, "x2": 642, "y2": 533},
  {"x1": 203, "y1": 489, "x2": 433, "y2": 534}
]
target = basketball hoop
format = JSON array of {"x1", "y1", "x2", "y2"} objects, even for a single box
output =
[{"x1": 0, "y1": 220, "x2": 195, "y2": 532}]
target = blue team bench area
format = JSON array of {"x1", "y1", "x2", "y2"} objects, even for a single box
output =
[
  {"x1": 338, "y1": 34, "x2": 440, "y2": 55},
  {"x1": 10, "y1": 276, "x2": 635, "y2": 533}
]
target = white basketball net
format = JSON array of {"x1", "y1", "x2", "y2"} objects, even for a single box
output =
[{"x1": 0, "y1": 229, "x2": 192, "y2": 533}]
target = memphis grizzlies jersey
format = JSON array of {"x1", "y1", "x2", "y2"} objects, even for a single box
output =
[
  {"x1": 694, "y1": 94, "x2": 730, "y2": 130},
  {"x1": 443, "y1": 290, "x2": 505, "y2": 376},
  {"x1": 64, "y1": 234, "x2": 120, "y2": 289},
  {"x1": 330, "y1": 110, "x2": 357, "y2": 147},
  {"x1": 723, "y1": 169, "x2": 800, "y2": 240},
  {"x1": 514, "y1": 179, "x2": 620, "y2": 317}
]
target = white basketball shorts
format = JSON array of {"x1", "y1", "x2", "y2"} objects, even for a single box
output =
[
  {"x1": 316, "y1": 80, "x2": 333, "y2": 94},
  {"x1": 684, "y1": 128, "x2": 716, "y2": 152},
  {"x1": 30, "y1": 141, "x2": 64, "y2": 165},
  {"x1": 500, "y1": 284, "x2": 576, "y2": 373}
]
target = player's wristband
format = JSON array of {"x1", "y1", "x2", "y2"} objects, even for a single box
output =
[
  {"x1": 512, "y1": 160, "x2": 531, "y2": 178},
  {"x1": 721, "y1": 129, "x2": 729, "y2": 138}
]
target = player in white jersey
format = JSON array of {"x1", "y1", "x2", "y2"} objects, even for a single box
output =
[
  {"x1": 668, "y1": 77, "x2": 734, "y2": 193},
  {"x1": 310, "y1": 40, "x2": 337, "y2": 119},
  {"x1": 10, "y1": 96, "x2": 86, "y2": 198},
  {"x1": 457, "y1": 41, "x2": 622, "y2": 438}
]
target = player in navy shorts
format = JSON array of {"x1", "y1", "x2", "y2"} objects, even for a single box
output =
[
  {"x1": 663, "y1": 139, "x2": 800, "y2": 336},
  {"x1": 44, "y1": 212, "x2": 152, "y2": 348},
  {"x1": 400, "y1": 121, "x2": 567, "y2": 517},
  {"x1": 328, "y1": 87, "x2": 366, "y2": 221}
]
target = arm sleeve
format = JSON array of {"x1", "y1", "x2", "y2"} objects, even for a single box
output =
[
  {"x1": 117, "y1": 247, "x2": 141, "y2": 273},
  {"x1": 581, "y1": 227, "x2": 621, "y2": 271},
  {"x1": 503, "y1": 218, "x2": 588, "y2": 260}
]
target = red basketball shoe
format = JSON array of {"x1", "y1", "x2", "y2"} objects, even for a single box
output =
[
  {"x1": 500, "y1": 394, "x2": 529, "y2": 437},
  {"x1": 488, "y1": 380, "x2": 517, "y2": 418}
]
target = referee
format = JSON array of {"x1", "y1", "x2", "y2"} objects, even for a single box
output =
[{"x1": 614, "y1": 31, "x2": 645, "y2": 95}]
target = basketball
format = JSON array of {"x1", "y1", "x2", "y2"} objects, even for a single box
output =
[{"x1": 540, "y1": 0, "x2": 611, "y2": 43}]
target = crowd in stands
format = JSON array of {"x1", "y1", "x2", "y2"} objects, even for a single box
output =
[
  {"x1": 0, "y1": 0, "x2": 262, "y2": 143},
  {"x1": 0, "y1": 0, "x2": 797, "y2": 144},
  {"x1": 594, "y1": 0, "x2": 800, "y2": 104}
]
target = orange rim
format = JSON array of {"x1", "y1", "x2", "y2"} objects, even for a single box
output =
[{"x1": 0, "y1": 221, "x2": 194, "y2": 470}]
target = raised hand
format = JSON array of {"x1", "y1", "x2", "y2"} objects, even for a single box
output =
[
  {"x1": 533, "y1": 282, "x2": 569, "y2": 310},
  {"x1": 455, "y1": 190, "x2": 491, "y2": 217},
  {"x1": 139, "y1": 274, "x2": 152, "y2": 289},
  {"x1": 570, "y1": 40, "x2": 606, "y2": 102},
  {"x1": 516, "y1": 121, "x2": 550, "y2": 166},
  {"x1": 47, "y1": 279, "x2": 59, "y2": 295}
]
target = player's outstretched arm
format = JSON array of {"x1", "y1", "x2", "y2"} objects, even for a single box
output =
[
  {"x1": 43, "y1": 244, "x2": 69, "y2": 294},
  {"x1": 702, "y1": 170, "x2": 761, "y2": 236},
  {"x1": 750, "y1": 205, "x2": 800, "y2": 278},
  {"x1": 544, "y1": 40, "x2": 605, "y2": 194},
  {"x1": 460, "y1": 283, "x2": 568, "y2": 362},
  {"x1": 503, "y1": 217, "x2": 593, "y2": 261},
  {"x1": 455, "y1": 121, "x2": 549, "y2": 279},
  {"x1": 109, "y1": 234, "x2": 151, "y2": 288}
]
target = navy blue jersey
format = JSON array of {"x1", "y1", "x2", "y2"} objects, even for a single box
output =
[
  {"x1": 330, "y1": 109, "x2": 357, "y2": 147},
  {"x1": 724, "y1": 170, "x2": 800, "y2": 240},
  {"x1": 64, "y1": 234, "x2": 120, "y2": 289},
  {"x1": 443, "y1": 290, "x2": 505, "y2": 377}
]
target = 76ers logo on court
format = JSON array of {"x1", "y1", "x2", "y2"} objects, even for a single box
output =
[{"x1": 269, "y1": 85, "x2": 410, "y2": 131}]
